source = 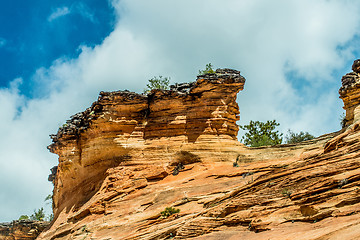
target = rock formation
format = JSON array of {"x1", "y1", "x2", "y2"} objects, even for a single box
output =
[
  {"x1": 35, "y1": 62, "x2": 360, "y2": 240},
  {"x1": 0, "y1": 220, "x2": 48, "y2": 240},
  {"x1": 43, "y1": 69, "x2": 246, "y2": 238},
  {"x1": 339, "y1": 59, "x2": 360, "y2": 127}
]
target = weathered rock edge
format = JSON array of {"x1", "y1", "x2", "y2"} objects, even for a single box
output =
[
  {"x1": 46, "y1": 69, "x2": 246, "y2": 230},
  {"x1": 48, "y1": 68, "x2": 245, "y2": 149},
  {"x1": 339, "y1": 59, "x2": 360, "y2": 127},
  {"x1": 0, "y1": 220, "x2": 49, "y2": 240},
  {"x1": 35, "y1": 61, "x2": 360, "y2": 240}
]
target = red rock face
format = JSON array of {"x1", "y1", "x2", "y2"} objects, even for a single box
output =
[
  {"x1": 38, "y1": 64, "x2": 360, "y2": 240},
  {"x1": 46, "y1": 69, "x2": 246, "y2": 229}
]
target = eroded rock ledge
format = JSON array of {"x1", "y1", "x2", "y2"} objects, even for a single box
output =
[
  {"x1": 37, "y1": 62, "x2": 360, "y2": 240},
  {"x1": 47, "y1": 69, "x2": 246, "y2": 224},
  {"x1": 49, "y1": 68, "x2": 244, "y2": 146},
  {"x1": 0, "y1": 220, "x2": 49, "y2": 240}
]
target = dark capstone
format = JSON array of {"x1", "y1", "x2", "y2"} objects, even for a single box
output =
[
  {"x1": 99, "y1": 90, "x2": 145, "y2": 100},
  {"x1": 352, "y1": 59, "x2": 360, "y2": 73},
  {"x1": 339, "y1": 72, "x2": 360, "y2": 93},
  {"x1": 48, "y1": 166, "x2": 58, "y2": 183},
  {"x1": 169, "y1": 82, "x2": 195, "y2": 94},
  {"x1": 48, "y1": 68, "x2": 245, "y2": 149},
  {"x1": 215, "y1": 68, "x2": 240, "y2": 75},
  {"x1": 197, "y1": 68, "x2": 245, "y2": 83}
]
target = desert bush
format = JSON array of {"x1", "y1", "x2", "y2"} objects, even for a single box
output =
[
  {"x1": 285, "y1": 130, "x2": 314, "y2": 144},
  {"x1": 18, "y1": 215, "x2": 29, "y2": 220},
  {"x1": 30, "y1": 207, "x2": 45, "y2": 221},
  {"x1": 160, "y1": 207, "x2": 180, "y2": 218},
  {"x1": 198, "y1": 63, "x2": 215, "y2": 75}
]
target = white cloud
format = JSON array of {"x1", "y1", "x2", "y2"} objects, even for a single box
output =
[
  {"x1": 2, "y1": 0, "x2": 360, "y2": 221},
  {"x1": 73, "y1": 2, "x2": 96, "y2": 23},
  {"x1": 47, "y1": 3, "x2": 100, "y2": 24},
  {"x1": 47, "y1": 7, "x2": 70, "y2": 22}
]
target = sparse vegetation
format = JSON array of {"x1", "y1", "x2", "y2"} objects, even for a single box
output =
[
  {"x1": 18, "y1": 195, "x2": 54, "y2": 222},
  {"x1": 45, "y1": 194, "x2": 52, "y2": 203},
  {"x1": 233, "y1": 154, "x2": 240, "y2": 167},
  {"x1": 30, "y1": 207, "x2": 45, "y2": 221},
  {"x1": 172, "y1": 162, "x2": 184, "y2": 175},
  {"x1": 143, "y1": 76, "x2": 170, "y2": 94},
  {"x1": 45, "y1": 194, "x2": 54, "y2": 221},
  {"x1": 285, "y1": 130, "x2": 314, "y2": 144},
  {"x1": 247, "y1": 176, "x2": 254, "y2": 184},
  {"x1": 160, "y1": 207, "x2": 180, "y2": 218},
  {"x1": 281, "y1": 189, "x2": 292, "y2": 198},
  {"x1": 240, "y1": 120, "x2": 283, "y2": 147},
  {"x1": 198, "y1": 63, "x2": 215, "y2": 75},
  {"x1": 19, "y1": 215, "x2": 29, "y2": 220},
  {"x1": 340, "y1": 112, "x2": 347, "y2": 128},
  {"x1": 81, "y1": 225, "x2": 88, "y2": 232}
]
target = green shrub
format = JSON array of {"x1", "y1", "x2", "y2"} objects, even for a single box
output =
[
  {"x1": 240, "y1": 120, "x2": 282, "y2": 147},
  {"x1": 340, "y1": 112, "x2": 347, "y2": 128},
  {"x1": 281, "y1": 189, "x2": 292, "y2": 198},
  {"x1": 160, "y1": 207, "x2": 180, "y2": 218},
  {"x1": 19, "y1": 215, "x2": 29, "y2": 220},
  {"x1": 198, "y1": 63, "x2": 215, "y2": 75},
  {"x1": 285, "y1": 130, "x2": 314, "y2": 144},
  {"x1": 30, "y1": 207, "x2": 45, "y2": 221},
  {"x1": 143, "y1": 76, "x2": 170, "y2": 94}
]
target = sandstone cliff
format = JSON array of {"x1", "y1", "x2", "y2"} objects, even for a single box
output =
[{"x1": 37, "y1": 63, "x2": 360, "y2": 240}]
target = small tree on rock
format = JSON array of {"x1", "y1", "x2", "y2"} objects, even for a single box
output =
[
  {"x1": 240, "y1": 120, "x2": 283, "y2": 147},
  {"x1": 30, "y1": 207, "x2": 45, "y2": 221},
  {"x1": 143, "y1": 76, "x2": 170, "y2": 94},
  {"x1": 198, "y1": 63, "x2": 215, "y2": 75},
  {"x1": 285, "y1": 130, "x2": 314, "y2": 144}
]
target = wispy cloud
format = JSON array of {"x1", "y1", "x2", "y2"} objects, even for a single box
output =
[
  {"x1": 47, "y1": 7, "x2": 70, "y2": 22},
  {"x1": 73, "y1": 2, "x2": 96, "y2": 23},
  {"x1": 47, "y1": 4, "x2": 96, "y2": 23}
]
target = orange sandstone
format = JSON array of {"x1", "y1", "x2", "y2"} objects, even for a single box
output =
[{"x1": 35, "y1": 63, "x2": 360, "y2": 240}]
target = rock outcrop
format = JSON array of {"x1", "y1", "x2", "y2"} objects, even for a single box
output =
[
  {"x1": 44, "y1": 69, "x2": 246, "y2": 236},
  {"x1": 37, "y1": 62, "x2": 360, "y2": 240},
  {"x1": 0, "y1": 220, "x2": 49, "y2": 240},
  {"x1": 339, "y1": 59, "x2": 360, "y2": 127}
]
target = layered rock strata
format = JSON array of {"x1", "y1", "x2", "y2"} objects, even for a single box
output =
[
  {"x1": 37, "y1": 63, "x2": 360, "y2": 240},
  {"x1": 47, "y1": 69, "x2": 246, "y2": 226},
  {"x1": 0, "y1": 220, "x2": 49, "y2": 240},
  {"x1": 40, "y1": 127, "x2": 360, "y2": 240},
  {"x1": 339, "y1": 59, "x2": 360, "y2": 126}
]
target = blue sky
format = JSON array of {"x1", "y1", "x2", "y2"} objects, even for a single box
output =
[
  {"x1": 0, "y1": 0, "x2": 115, "y2": 94},
  {"x1": 1, "y1": 0, "x2": 360, "y2": 222}
]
